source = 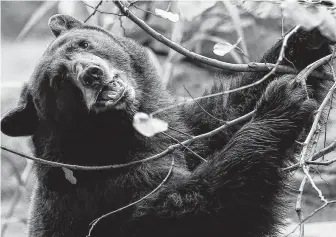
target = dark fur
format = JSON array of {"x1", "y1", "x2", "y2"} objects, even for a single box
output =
[{"x1": 1, "y1": 14, "x2": 332, "y2": 237}]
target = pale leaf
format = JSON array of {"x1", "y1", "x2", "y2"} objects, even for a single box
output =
[
  {"x1": 155, "y1": 9, "x2": 180, "y2": 23},
  {"x1": 62, "y1": 168, "x2": 77, "y2": 185},
  {"x1": 213, "y1": 37, "x2": 242, "y2": 56},
  {"x1": 133, "y1": 112, "x2": 168, "y2": 137}
]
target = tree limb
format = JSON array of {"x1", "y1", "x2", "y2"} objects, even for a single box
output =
[{"x1": 113, "y1": 0, "x2": 331, "y2": 80}]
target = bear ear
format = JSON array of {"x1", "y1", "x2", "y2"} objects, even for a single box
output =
[
  {"x1": 1, "y1": 84, "x2": 39, "y2": 137},
  {"x1": 48, "y1": 14, "x2": 84, "y2": 37}
]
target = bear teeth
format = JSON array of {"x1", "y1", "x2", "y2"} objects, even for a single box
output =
[
  {"x1": 107, "y1": 93, "x2": 118, "y2": 99},
  {"x1": 100, "y1": 91, "x2": 118, "y2": 100},
  {"x1": 105, "y1": 101, "x2": 116, "y2": 106}
]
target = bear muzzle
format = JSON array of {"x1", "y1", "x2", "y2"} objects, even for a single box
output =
[
  {"x1": 81, "y1": 66, "x2": 104, "y2": 87},
  {"x1": 97, "y1": 80, "x2": 127, "y2": 105},
  {"x1": 67, "y1": 56, "x2": 135, "y2": 112}
]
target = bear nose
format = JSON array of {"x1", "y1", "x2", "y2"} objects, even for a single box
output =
[
  {"x1": 81, "y1": 66, "x2": 103, "y2": 87},
  {"x1": 87, "y1": 66, "x2": 103, "y2": 78}
]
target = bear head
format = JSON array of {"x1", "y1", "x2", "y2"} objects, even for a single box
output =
[{"x1": 1, "y1": 14, "x2": 167, "y2": 137}]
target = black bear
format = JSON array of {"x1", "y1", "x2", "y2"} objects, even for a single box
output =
[{"x1": 1, "y1": 14, "x2": 332, "y2": 237}]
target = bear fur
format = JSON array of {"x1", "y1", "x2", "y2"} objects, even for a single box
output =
[{"x1": 1, "y1": 14, "x2": 333, "y2": 237}]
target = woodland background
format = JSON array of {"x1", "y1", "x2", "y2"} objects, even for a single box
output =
[{"x1": 1, "y1": 1, "x2": 336, "y2": 237}]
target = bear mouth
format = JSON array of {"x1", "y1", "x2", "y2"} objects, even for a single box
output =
[{"x1": 92, "y1": 80, "x2": 128, "y2": 112}]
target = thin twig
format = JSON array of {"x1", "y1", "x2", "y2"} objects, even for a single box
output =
[
  {"x1": 295, "y1": 54, "x2": 336, "y2": 83},
  {"x1": 84, "y1": 0, "x2": 103, "y2": 23},
  {"x1": 311, "y1": 140, "x2": 336, "y2": 161},
  {"x1": 165, "y1": 1, "x2": 172, "y2": 11},
  {"x1": 284, "y1": 139, "x2": 336, "y2": 172},
  {"x1": 168, "y1": 126, "x2": 193, "y2": 138},
  {"x1": 302, "y1": 165, "x2": 327, "y2": 203},
  {"x1": 313, "y1": 167, "x2": 330, "y2": 185},
  {"x1": 295, "y1": 176, "x2": 307, "y2": 237},
  {"x1": 162, "y1": 132, "x2": 207, "y2": 162},
  {"x1": 322, "y1": 99, "x2": 331, "y2": 160},
  {"x1": 293, "y1": 130, "x2": 322, "y2": 234},
  {"x1": 307, "y1": 157, "x2": 336, "y2": 165},
  {"x1": 302, "y1": 200, "x2": 336, "y2": 223},
  {"x1": 82, "y1": 1, "x2": 123, "y2": 16},
  {"x1": 183, "y1": 85, "x2": 225, "y2": 122},
  {"x1": 286, "y1": 200, "x2": 336, "y2": 236},
  {"x1": 322, "y1": 62, "x2": 334, "y2": 161},
  {"x1": 87, "y1": 156, "x2": 175, "y2": 236}
]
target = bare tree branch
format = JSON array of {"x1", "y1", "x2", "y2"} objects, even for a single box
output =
[
  {"x1": 113, "y1": 0, "x2": 331, "y2": 80},
  {"x1": 307, "y1": 157, "x2": 336, "y2": 165},
  {"x1": 81, "y1": 0, "x2": 123, "y2": 16},
  {"x1": 311, "y1": 140, "x2": 336, "y2": 161},
  {"x1": 183, "y1": 85, "x2": 224, "y2": 122},
  {"x1": 297, "y1": 58, "x2": 336, "y2": 166},
  {"x1": 150, "y1": 53, "x2": 335, "y2": 117},
  {"x1": 286, "y1": 200, "x2": 336, "y2": 237},
  {"x1": 162, "y1": 132, "x2": 207, "y2": 162},
  {"x1": 295, "y1": 176, "x2": 307, "y2": 237},
  {"x1": 283, "y1": 54, "x2": 336, "y2": 173},
  {"x1": 302, "y1": 165, "x2": 327, "y2": 203},
  {"x1": 283, "y1": 47, "x2": 336, "y2": 237}
]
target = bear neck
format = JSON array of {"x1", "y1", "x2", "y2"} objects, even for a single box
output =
[
  {"x1": 31, "y1": 113, "x2": 177, "y2": 190},
  {"x1": 32, "y1": 113, "x2": 172, "y2": 167}
]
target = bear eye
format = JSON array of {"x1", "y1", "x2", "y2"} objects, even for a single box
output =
[
  {"x1": 113, "y1": 73, "x2": 120, "y2": 80},
  {"x1": 78, "y1": 41, "x2": 89, "y2": 49}
]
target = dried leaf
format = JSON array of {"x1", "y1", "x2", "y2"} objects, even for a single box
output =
[
  {"x1": 155, "y1": 8, "x2": 180, "y2": 22},
  {"x1": 133, "y1": 112, "x2": 168, "y2": 137},
  {"x1": 62, "y1": 167, "x2": 77, "y2": 185},
  {"x1": 213, "y1": 37, "x2": 242, "y2": 56}
]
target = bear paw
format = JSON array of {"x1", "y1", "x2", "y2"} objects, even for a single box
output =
[{"x1": 254, "y1": 75, "x2": 318, "y2": 125}]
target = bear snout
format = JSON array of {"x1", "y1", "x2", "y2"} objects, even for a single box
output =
[{"x1": 81, "y1": 66, "x2": 104, "y2": 87}]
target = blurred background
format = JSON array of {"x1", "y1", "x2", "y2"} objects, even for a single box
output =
[{"x1": 1, "y1": 1, "x2": 336, "y2": 237}]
